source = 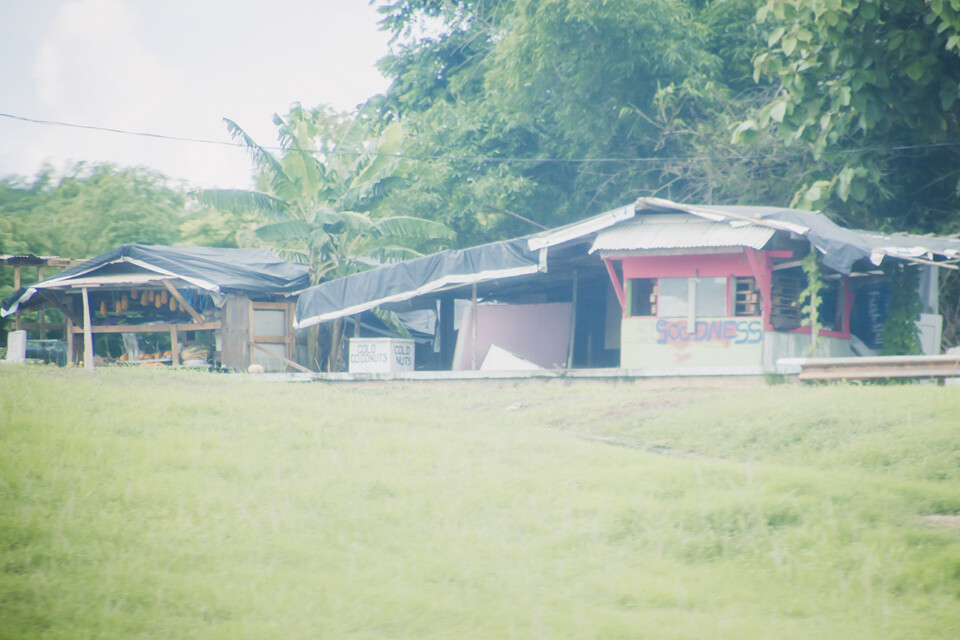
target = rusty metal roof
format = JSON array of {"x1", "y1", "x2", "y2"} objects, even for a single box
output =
[{"x1": 590, "y1": 214, "x2": 776, "y2": 254}]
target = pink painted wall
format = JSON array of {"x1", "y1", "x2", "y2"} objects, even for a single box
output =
[
  {"x1": 452, "y1": 303, "x2": 572, "y2": 370},
  {"x1": 620, "y1": 253, "x2": 756, "y2": 279}
]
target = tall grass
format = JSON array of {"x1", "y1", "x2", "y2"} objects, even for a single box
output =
[{"x1": 1, "y1": 367, "x2": 958, "y2": 639}]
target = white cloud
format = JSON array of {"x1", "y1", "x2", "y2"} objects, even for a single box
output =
[
  {"x1": 33, "y1": 0, "x2": 180, "y2": 123},
  {"x1": 9, "y1": 0, "x2": 392, "y2": 189}
]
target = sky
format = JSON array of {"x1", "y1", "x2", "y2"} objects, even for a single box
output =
[{"x1": 0, "y1": 0, "x2": 393, "y2": 190}]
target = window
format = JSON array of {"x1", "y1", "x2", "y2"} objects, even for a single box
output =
[
  {"x1": 628, "y1": 278, "x2": 657, "y2": 316},
  {"x1": 818, "y1": 276, "x2": 843, "y2": 331},
  {"x1": 770, "y1": 269, "x2": 802, "y2": 330},
  {"x1": 733, "y1": 277, "x2": 759, "y2": 317},
  {"x1": 658, "y1": 277, "x2": 727, "y2": 317}
]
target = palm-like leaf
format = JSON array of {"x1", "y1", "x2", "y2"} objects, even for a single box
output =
[
  {"x1": 195, "y1": 189, "x2": 289, "y2": 219},
  {"x1": 254, "y1": 219, "x2": 314, "y2": 243},
  {"x1": 350, "y1": 122, "x2": 403, "y2": 190},
  {"x1": 224, "y1": 119, "x2": 285, "y2": 182},
  {"x1": 371, "y1": 307, "x2": 413, "y2": 339},
  {"x1": 372, "y1": 216, "x2": 456, "y2": 241},
  {"x1": 365, "y1": 245, "x2": 424, "y2": 263}
]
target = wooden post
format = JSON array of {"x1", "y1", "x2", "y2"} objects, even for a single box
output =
[
  {"x1": 13, "y1": 266, "x2": 21, "y2": 331},
  {"x1": 566, "y1": 270, "x2": 578, "y2": 369},
  {"x1": 170, "y1": 328, "x2": 180, "y2": 367},
  {"x1": 161, "y1": 280, "x2": 205, "y2": 324},
  {"x1": 36, "y1": 267, "x2": 45, "y2": 338},
  {"x1": 81, "y1": 287, "x2": 94, "y2": 370},
  {"x1": 287, "y1": 302, "x2": 296, "y2": 365},
  {"x1": 471, "y1": 283, "x2": 478, "y2": 370},
  {"x1": 65, "y1": 315, "x2": 74, "y2": 364},
  {"x1": 439, "y1": 296, "x2": 455, "y2": 370}
]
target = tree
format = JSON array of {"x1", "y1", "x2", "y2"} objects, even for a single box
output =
[
  {"x1": 196, "y1": 104, "x2": 455, "y2": 370},
  {"x1": 0, "y1": 162, "x2": 185, "y2": 259},
  {"x1": 741, "y1": 0, "x2": 960, "y2": 233},
  {"x1": 370, "y1": 0, "x2": 802, "y2": 245},
  {"x1": 0, "y1": 163, "x2": 186, "y2": 304}
]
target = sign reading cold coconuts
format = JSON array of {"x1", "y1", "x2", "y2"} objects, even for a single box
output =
[{"x1": 347, "y1": 338, "x2": 415, "y2": 373}]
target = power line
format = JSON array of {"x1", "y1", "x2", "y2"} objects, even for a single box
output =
[
  {"x1": 1, "y1": 112, "x2": 240, "y2": 148},
  {"x1": 2, "y1": 111, "x2": 958, "y2": 165}
]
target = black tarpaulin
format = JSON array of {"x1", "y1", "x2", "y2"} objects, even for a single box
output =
[
  {"x1": 632, "y1": 198, "x2": 960, "y2": 273},
  {"x1": 2, "y1": 244, "x2": 311, "y2": 317},
  {"x1": 295, "y1": 237, "x2": 540, "y2": 328}
]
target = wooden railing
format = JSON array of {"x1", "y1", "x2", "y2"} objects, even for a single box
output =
[{"x1": 788, "y1": 355, "x2": 960, "y2": 381}]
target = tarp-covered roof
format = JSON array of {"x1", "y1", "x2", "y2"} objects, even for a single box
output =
[
  {"x1": 291, "y1": 197, "x2": 960, "y2": 328},
  {"x1": 295, "y1": 237, "x2": 540, "y2": 328},
  {"x1": 632, "y1": 198, "x2": 960, "y2": 273},
  {"x1": 294, "y1": 204, "x2": 636, "y2": 328},
  {"x1": 2, "y1": 244, "x2": 311, "y2": 317}
]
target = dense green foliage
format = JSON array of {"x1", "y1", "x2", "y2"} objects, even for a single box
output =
[
  {"x1": 2, "y1": 368, "x2": 959, "y2": 638},
  {"x1": 746, "y1": 0, "x2": 960, "y2": 232},
  {"x1": 0, "y1": 163, "x2": 187, "y2": 307},
  {"x1": 370, "y1": 0, "x2": 960, "y2": 242},
  {"x1": 375, "y1": 0, "x2": 772, "y2": 243},
  {"x1": 0, "y1": 163, "x2": 185, "y2": 260},
  {"x1": 880, "y1": 263, "x2": 923, "y2": 355}
]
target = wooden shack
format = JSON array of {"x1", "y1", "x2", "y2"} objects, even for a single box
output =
[
  {"x1": 292, "y1": 198, "x2": 959, "y2": 374},
  {"x1": 1, "y1": 245, "x2": 311, "y2": 371}
]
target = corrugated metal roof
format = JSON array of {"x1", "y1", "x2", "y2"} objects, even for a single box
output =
[{"x1": 590, "y1": 215, "x2": 776, "y2": 253}]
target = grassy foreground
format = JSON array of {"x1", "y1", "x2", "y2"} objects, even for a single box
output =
[{"x1": 1, "y1": 367, "x2": 959, "y2": 639}]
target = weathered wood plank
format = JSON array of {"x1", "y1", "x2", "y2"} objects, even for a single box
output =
[{"x1": 796, "y1": 355, "x2": 960, "y2": 381}]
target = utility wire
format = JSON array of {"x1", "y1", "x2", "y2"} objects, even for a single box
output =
[{"x1": 2, "y1": 111, "x2": 959, "y2": 165}]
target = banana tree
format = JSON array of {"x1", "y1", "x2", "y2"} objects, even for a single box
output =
[{"x1": 196, "y1": 104, "x2": 454, "y2": 370}]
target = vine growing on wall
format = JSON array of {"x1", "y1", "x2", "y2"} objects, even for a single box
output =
[
  {"x1": 797, "y1": 251, "x2": 824, "y2": 354},
  {"x1": 880, "y1": 263, "x2": 922, "y2": 355}
]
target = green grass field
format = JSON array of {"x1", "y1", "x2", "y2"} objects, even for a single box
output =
[{"x1": 1, "y1": 367, "x2": 959, "y2": 639}]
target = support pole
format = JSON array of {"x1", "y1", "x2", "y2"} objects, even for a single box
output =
[
  {"x1": 603, "y1": 258, "x2": 625, "y2": 311},
  {"x1": 439, "y1": 296, "x2": 455, "y2": 369},
  {"x1": 471, "y1": 284, "x2": 478, "y2": 370},
  {"x1": 566, "y1": 270, "x2": 578, "y2": 369},
  {"x1": 161, "y1": 280, "x2": 205, "y2": 324},
  {"x1": 170, "y1": 328, "x2": 180, "y2": 367},
  {"x1": 65, "y1": 315, "x2": 74, "y2": 364},
  {"x1": 81, "y1": 287, "x2": 94, "y2": 370}
]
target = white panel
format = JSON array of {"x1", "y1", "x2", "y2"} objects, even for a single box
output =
[
  {"x1": 658, "y1": 278, "x2": 689, "y2": 317},
  {"x1": 696, "y1": 277, "x2": 727, "y2": 316},
  {"x1": 253, "y1": 309, "x2": 286, "y2": 337}
]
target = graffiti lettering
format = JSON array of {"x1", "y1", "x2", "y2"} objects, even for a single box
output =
[{"x1": 655, "y1": 319, "x2": 762, "y2": 345}]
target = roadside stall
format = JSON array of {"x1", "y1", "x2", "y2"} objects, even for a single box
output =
[{"x1": 1, "y1": 245, "x2": 311, "y2": 371}]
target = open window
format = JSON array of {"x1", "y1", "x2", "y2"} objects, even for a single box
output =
[
  {"x1": 733, "y1": 277, "x2": 759, "y2": 317},
  {"x1": 628, "y1": 278, "x2": 657, "y2": 316}
]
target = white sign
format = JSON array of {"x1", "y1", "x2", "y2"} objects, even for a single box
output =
[{"x1": 348, "y1": 338, "x2": 414, "y2": 373}]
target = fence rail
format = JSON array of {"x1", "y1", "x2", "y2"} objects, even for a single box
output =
[{"x1": 786, "y1": 355, "x2": 960, "y2": 381}]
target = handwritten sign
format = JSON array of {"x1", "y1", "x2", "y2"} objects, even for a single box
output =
[
  {"x1": 656, "y1": 319, "x2": 762, "y2": 346},
  {"x1": 348, "y1": 339, "x2": 415, "y2": 373}
]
